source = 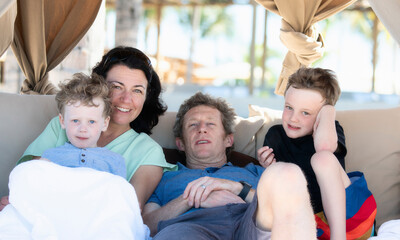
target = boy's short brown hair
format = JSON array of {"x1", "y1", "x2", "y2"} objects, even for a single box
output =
[
  {"x1": 56, "y1": 73, "x2": 111, "y2": 118},
  {"x1": 285, "y1": 67, "x2": 341, "y2": 105}
]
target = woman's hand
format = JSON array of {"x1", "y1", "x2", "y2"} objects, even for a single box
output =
[
  {"x1": 0, "y1": 196, "x2": 9, "y2": 211},
  {"x1": 257, "y1": 146, "x2": 276, "y2": 168}
]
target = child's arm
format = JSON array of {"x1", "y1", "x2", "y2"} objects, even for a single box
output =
[
  {"x1": 0, "y1": 196, "x2": 9, "y2": 211},
  {"x1": 257, "y1": 146, "x2": 276, "y2": 168},
  {"x1": 313, "y1": 105, "x2": 338, "y2": 153}
]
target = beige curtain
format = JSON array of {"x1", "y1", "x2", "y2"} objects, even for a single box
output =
[
  {"x1": 12, "y1": 0, "x2": 102, "y2": 94},
  {"x1": 0, "y1": 0, "x2": 17, "y2": 57},
  {"x1": 368, "y1": 0, "x2": 400, "y2": 46},
  {"x1": 255, "y1": 0, "x2": 357, "y2": 95}
]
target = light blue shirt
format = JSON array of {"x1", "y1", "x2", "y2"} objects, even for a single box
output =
[
  {"x1": 20, "y1": 117, "x2": 177, "y2": 180},
  {"x1": 42, "y1": 142, "x2": 126, "y2": 178}
]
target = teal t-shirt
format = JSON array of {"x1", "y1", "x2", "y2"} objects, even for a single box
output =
[{"x1": 20, "y1": 117, "x2": 177, "y2": 180}]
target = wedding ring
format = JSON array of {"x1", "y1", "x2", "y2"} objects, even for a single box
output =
[{"x1": 201, "y1": 184, "x2": 206, "y2": 189}]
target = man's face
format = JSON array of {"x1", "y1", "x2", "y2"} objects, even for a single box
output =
[
  {"x1": 177, "y1": 105, "x2": 233, "y2": 165},
  {"x1": 282, "y1": 86, "x2": 324, "y2": 139},
  {"x1": 59, "y1": 98, "x2": 110, "y2": 148}
]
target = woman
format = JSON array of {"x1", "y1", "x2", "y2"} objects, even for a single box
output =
[{"x1": 1, "y1": 46, "x2": 176, "y2": 211}]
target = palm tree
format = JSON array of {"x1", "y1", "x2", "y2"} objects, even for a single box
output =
[
  {"x1": 176, "y1": 5, "x2": 234, "y2": 83},
  {"x1": 343, "y1": 6, "x2": 382, "y2": 92},
  {"x1": 115, "y1": 0, "x2": 143, "y2": 47},
  {"x1": 142, "y1": 8, "x2": 158, "y2": 51}
]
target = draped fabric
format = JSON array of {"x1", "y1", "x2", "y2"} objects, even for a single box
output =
[
  {"x1": 255, "y1": 0, "x2": 357, "y2": 95},
  {"x1": 368, "y1": 0, "x2": 400, "y2": 46},
  {"x1": 11, "y1": 0, "x2": 102, "y2": 95},
  {"x1": 0, "y1": 0, "x2": 17, "y2": 57}
]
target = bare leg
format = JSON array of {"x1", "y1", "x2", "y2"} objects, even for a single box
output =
[
  {"x1": 256, "y1": 162, "x2": 316, "y2": 240},
  {"x1": 311, "y1": 151, "x2": 350, "y2": 240}
]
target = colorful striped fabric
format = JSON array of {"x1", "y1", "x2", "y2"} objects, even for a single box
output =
[{"x1": 315, "y1": 171, "x2": 377, "y2": 240}]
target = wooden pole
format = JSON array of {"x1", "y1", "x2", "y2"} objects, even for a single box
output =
[{"x1": 249, "y1": 1, "x2": 257, "y2": 95}]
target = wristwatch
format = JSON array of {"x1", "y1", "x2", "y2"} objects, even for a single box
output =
[{"x1": 238, "y1": 181, "x2": 252, "y2": 201}]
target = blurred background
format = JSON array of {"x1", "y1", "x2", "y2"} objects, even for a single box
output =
[{"x1": 1, "y1": 0, "x2": 399, "y2": 116}]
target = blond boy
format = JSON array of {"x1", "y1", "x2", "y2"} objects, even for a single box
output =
[{"x1": 41, "y1": 73, "x2": 126, "y2": 178}]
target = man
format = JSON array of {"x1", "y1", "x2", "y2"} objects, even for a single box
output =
[{"x1": 143, "y1": 92, "x2": 316, "y2": 239}]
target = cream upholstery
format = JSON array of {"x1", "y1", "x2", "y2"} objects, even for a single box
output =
[{"x1": 0, "y1": 92, "x2": 398, "y2": 228}]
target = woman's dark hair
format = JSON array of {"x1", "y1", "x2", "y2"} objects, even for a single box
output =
[{"x1": 92, "y1": 46, "x2": 167, "y2": 134}]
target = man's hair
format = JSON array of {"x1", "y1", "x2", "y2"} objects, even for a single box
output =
[
  {"x1": 56, "y1": 73, "x2": 111, "y2": 118},
  {"x1": 285, "y1": 67, "x2": 341, "y2": 105},
  {"x1": 173, "y1": 92, "x2": 236, "y2": 154}
]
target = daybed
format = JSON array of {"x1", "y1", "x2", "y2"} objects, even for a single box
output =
[{"x1": 0, "y1": 92, "x2": 399, "y2": 230}]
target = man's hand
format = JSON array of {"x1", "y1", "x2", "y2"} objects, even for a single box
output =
[
  {"x1": 200, "y1": 190, "x2": 244, "y2": 208},
  {"x1": 183, "y1": 177, "x2": 243, "y2": 208},
  {"x1": 0, "y1": 196, "x2": 9, "y2": 211},
  {"x1": 257, "y1": 146, "x2": 276, "y2": 168}
]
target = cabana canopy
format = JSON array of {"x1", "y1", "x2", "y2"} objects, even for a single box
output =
[
  {"x1": 0, "y1": 0, "x2": 399, "y2": 95},
  {"x1": 0, "y1": 0, "x2": 101, "y2": 94},
  {"x1": 0, "y1": 0, "x2": 16, "y2": 58}
]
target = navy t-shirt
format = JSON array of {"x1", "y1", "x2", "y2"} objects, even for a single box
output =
[{"x1": 263, "y1": 121, "x2": 347, "y2": 213}]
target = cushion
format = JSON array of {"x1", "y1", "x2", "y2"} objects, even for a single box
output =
[
  {"x1": 151, "y1": 112, "x2": 265, "y2": 158},
  {"x1": 163, "y1": 148, "x2": 259, "y2": 167},
  {"x1": 248, "y1": 104, "x2": 283, "y2": 152},
  {"x1": 336, "y1": 107, "x2": 400, "y2": 227},
  {"x1": 151, "y1": 112, "x2": 178, "y2": 149},
  {"x1": 0, "y1": 93, "x2": 58, "y2": 197},
  {"x1": 248, "y1": 104, "x2": 400, "y2": 227},
  {"x1": 232, "y1": 115, "x2": 265, "y2": 157}
]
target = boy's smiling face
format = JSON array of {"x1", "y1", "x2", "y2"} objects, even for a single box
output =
[
  {"x1": 282, "y1": 86, "x2": 325, "y2": 139},
  {"x1": 59, "y1": 97, "x2": 110, "y2": 148}
]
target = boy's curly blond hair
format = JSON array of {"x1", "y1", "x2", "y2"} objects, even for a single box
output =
[{"x1": 56, "y1": 73, "x2": 111, "y2": 118}]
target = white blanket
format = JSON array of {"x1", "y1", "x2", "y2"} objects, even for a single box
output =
[
  {"x1": 368, "y1": 219, "x2": 400, "y2": 240},
  {"x1": 0, "y1": 160, "x2": 151, "y2": 240}
]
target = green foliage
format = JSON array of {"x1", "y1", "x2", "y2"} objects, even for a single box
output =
[{"x1": 176, "y1": 6, "x2": 234, "y2": 38}]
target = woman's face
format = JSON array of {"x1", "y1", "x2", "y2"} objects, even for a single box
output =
[{"x1": 106, "y1": 64, "x2": 148, "y2": 128}]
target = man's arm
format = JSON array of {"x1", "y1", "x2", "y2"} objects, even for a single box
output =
[
  {"x1": 313, "y1": 105, "x2": 338, "y2": 152},
  {"x1": 143, "y1": 189, "x2": 247, "y2": 236},
  {"x1": 184, "y1": 177, "x2": 251, "y2": 207},
  {"x1": 142, "y1": 195, "x2": 191, "y2": 235},
  {"x1": 143, "y1": 176, "x2": 250, "y2": 235}
]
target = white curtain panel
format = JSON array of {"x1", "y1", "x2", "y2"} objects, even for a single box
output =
[
  {"x1": 368, "y1": 0, "x2": 400, "y2": 45},
  {"x1": 0, "y1": 0, "x2": 17, "y2": 57}
]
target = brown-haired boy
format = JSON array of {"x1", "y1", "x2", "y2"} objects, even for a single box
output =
[{"x1": 258, "y1": 67, "x2": 376, "y2": 239}]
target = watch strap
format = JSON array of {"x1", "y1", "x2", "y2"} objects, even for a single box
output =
[{"x1": 238, "y1": 181, "x2": 252, "y2": 201}]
